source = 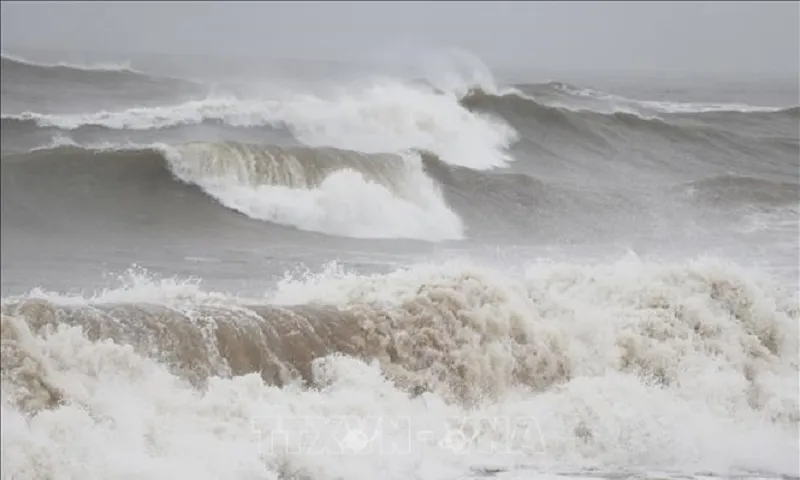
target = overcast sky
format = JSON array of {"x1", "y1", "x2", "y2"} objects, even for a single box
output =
[{"x1": 1, "y1": 1, "x2": 798, "y2": 75}]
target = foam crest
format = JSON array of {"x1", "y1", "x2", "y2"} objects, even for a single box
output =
[
  {"x1": 272, "y1": 257, "x2": 799, "y2": 409},
  {"x1": 4, "y1": 97, "x2": 249, "y2": 130},
  {"x1": 3, "y1": 76, "x2": 516, "y2": 169},
  {"x1": 555, "y1": 83, "x2": 791, "y2": 114},
  {"x1": 7, "y1": 76, "x2": 517, "y2": 171},
  {"x1": 0, "y1": 266, "x2": 232, "y2": 308},
  {"x1": 265, "y1": 82, "x2": 517, "y2": 170}
]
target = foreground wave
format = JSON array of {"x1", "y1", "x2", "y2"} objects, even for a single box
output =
[{"x1": 2, "y1": 258, "x2": 798, "y2": 479}]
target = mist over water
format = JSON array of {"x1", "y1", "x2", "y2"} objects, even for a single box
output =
[{"x1": 1, "y1": 46, "x2": 798, "y2": 480}]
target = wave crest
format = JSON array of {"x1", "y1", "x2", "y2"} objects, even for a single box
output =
[
  {"x1": 162, "y1": 142, "x2": 464, "y2": 240},
  {"x1": 3, "y1": 78, "x2": 518, "y2": 170},
  {"x1": 3, "y1": 143, "x2": 464, "y2": 241},
  {"x1": 1, "y1": 52, "x2": 139, "y2": 74}
]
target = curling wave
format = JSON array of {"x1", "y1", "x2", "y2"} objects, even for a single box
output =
[{"x1": 1, "y1": 143, "x2": 464, "y2": 241}]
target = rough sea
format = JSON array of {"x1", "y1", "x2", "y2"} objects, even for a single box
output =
[{"x1": 1, "y1": 48, "x2": 798, "y2": 480}]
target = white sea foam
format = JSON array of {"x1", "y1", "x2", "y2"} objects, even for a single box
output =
[
  {"x1": 160, "y1": 143, "x2": 465, "y2": 241},
  {"x1": 5, "y1": 77, "x2": 517, "y2": 171},
  {"x1": 2, "y1": 257, "x2": 797, "y2": 479}
]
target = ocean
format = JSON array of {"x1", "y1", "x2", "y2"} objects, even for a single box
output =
[{"x1": 1, "y1": 49, "x2": 798, "y2": 480}]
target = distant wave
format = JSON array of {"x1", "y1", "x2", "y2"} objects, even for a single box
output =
[
  {"x1": 0, "y1": 52, "x2": 203, "y2": 109},
  {"x1": 1, "y1": 98, "x2": 273, "y2": 130},
  {"x1": 19, "y1": 89, "x2": 792, "y2": 140},
  {"x1": 2, "y1": 81, "x2": 518, "y2": 171},
  {"x1": 1, "y1": 143, "x2": 463, "y2": 241},
  {"x1": 461, "y1": 88, "x2": 725, "y2": 147},
  {"x1": 530, "y1": 80, "x2": 798, "y2": 115},
  {"x1": 465, "y1": 86, "x2": 797, "y2": 123},
  {"x1": 7, "y1": 84, "x2": 794, "y2": 170},
  {"x1": 460, "y1": 87, "x2": 799, "y2": 178},
  {"x1": 1, "y1": 52, "x2": 139, "y2": 73}
]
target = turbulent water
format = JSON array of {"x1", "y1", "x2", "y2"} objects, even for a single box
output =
[{"x1": 1, "y1": 50, "x2": 799, "y2": 480}]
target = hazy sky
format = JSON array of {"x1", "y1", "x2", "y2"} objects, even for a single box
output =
[{"x1": 2, "y1": 1, "x2": 798, "y2": 75}]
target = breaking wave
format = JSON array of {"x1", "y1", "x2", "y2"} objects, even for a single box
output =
[
  {"x1": 2, "y1": 258, "x2": 798, "y2": 478},
  {"x1": 2, "y1": 81, "x2": 518, "y2": 170},
  {"x1": 1, "y1": 143, "x2": 464, "y2": 241}
]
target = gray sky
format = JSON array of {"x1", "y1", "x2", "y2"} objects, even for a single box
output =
[{"x1": 2, "y1": 1, "x2": 798, "y2": 76}]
